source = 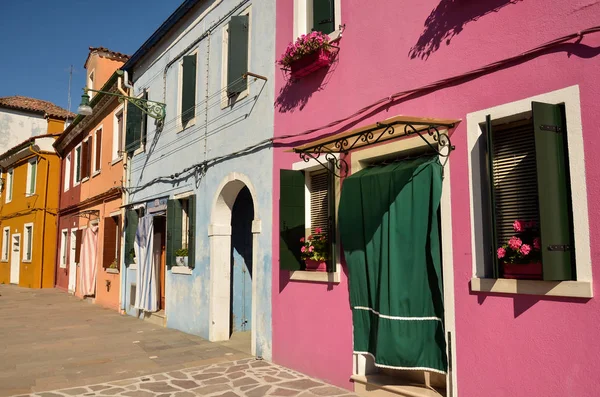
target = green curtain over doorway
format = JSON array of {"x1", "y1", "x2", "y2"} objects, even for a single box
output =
[{"x1": 339, "y1": 156, "x2": 447, "y2": 373}]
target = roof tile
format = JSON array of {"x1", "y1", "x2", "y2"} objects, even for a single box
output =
[{"x1": 0, "y1": 95, "x2": 74, "y2": 120}]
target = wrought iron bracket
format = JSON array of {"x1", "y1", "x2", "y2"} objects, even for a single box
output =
[{"x1": 84, "y1": 88, "x2": 166, "y2": 121}]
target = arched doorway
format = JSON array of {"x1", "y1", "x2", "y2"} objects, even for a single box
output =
[{"x1": 209, "y1": 173, "x2": 260, "y2": 356}]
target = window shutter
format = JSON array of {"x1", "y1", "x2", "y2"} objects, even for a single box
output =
[
  {"x1": 81, "y1": 141, "x2": 89, "y2": 179},
  {"x1": 75, "y1": 229, "x2": 83, "y2": 263},
  {"x1": 95, "y1": 130, "x2": 102, "y2": 171},
  {"x1": 103, "y1": 217, "x2": 117, "y2": 269},
  {"x1": 279, "y1": 169, "x2": 305, "y2": 271},
  {"x1": 124, "y1": 210, "x2": 139, "y2": 265},
  {"x1": 310, "y1": 171, "x2": 329, "y2": 235},
  {"x1": 227, "y1": 15, "x2": 249, "y2": 97},
  {"x1": 87, "y1": 140, "x2": 92, "y2": 178},
  {"x1": 181, "y1": 55, "x2": 196, "y2": 126},
  {"x1": 327, "y1": 165, "x2": 336, "y2": 273},
  {"x1": 485, "y1": 115, "x2": 499, "y2": 278},
  {"x1": 141, "y1": 92, "x2": 148, "y2": 147},
  {"x1": 166, "y1": 199, "x2": 183, "y2": 267},
  {"x1": 187, "y1": 195, "x2": 196, "y2": 269},
  {"x1": 126, "y1": 102, "x2": 142, "y2": 154},
  {"x1": 312, "y1": 0, "x2": 335, "y2": 34},
  {"x1": 532, "y1": 102, "x2": 574, "y2": 281}
]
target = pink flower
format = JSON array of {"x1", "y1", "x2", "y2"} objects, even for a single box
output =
[
  {"x1": 533, "y1": 237, "x2": 541, "y2": 250},
  {"x1": 497, "y1": 247, "x2": 506, "y2": 259},
  {"x1": 301, "y1": 246, "x2": 306, "y2": 253},
  {"x1": 300, "y1": 237, "x2": 305, "y2": 243},
  {"x1": 308, "y1": 235, "x2": 313, "y2": 240},
  {"x1": 513, "y1": 220, "x2": 524, "y2": 232},
  {"x1": 520, "y1": 244, "x2": 532, "y2": 256},
  {"x1": 508, "y1": 236, "x2": 523, "y2": 250},
  {"x1": 308, "y1": 246, "x2": 314, "y2": 252},
  {"x1": 315, "y1": 227, "x2": 322, "y2": 234}
]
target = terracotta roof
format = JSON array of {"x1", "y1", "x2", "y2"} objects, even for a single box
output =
[
  {"x1": 0, "y1": 95, "x2": 74, "y2": 120},
  {"x1": 84, "y1": 47, "x2": 131, "y2": 68}
]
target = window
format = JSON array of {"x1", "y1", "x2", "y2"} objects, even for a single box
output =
[
  {"x1": 179, "y1": 54, "x2": 197, "y2": 129},
  {"x1": 113, "y1": 107, "x2": 124, "y2": 159},
  {"x1": 93, "y1": 127, "x2": 102, "y2": 174},
  {"x1": 81, "y1": 139, "x2": 91, "y2": 180},
  {"x1": 125, "y1": 93, "x2": 148, "y2": 154},
  {"x1": 23, "y1": 223, "x2": 33, "y2": 262},
  {"x1": 64, "y1": 153, "x2": 71, "y2": 192},
  {"x1": 74, "y1": 145, "x2": 82, "y2": 185},
  {"x1": 60, "y1": 229, "x2": 68, "y2": 268},
  {"x1": 1, "y1": 227, "x2": 9, "y2": 262},
  {"x1": 124, "y1": 208, "x2": 143, "y2": 266},
  {"x1": 26, "y1": 158, "x2": 37, "y2": 196},
  {"x1": 102, "y1": 216, "x2": 120, "y2": 270},
  {"x1": 279, "y1": 163, "x2": 337, "y2": 275},
  {"x1": 166, "y1": 195, "x2": 196, "y2": 268},
  {"x1": 294, "y1": 0, "x2": 340, "y2": 37},
  {"x1": 224, "y1": 12, "x2": 250, "y2": 99},
  {"x1": 5, "y1": 168, "x2": 13, "y2": 203},
  {"x1": 88, "y1": 70, "x2": 95, "y2": 100}
]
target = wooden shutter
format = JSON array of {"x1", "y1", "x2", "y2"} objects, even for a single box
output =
[
  {"x1": 124, "y1": 210, "x2": 139, "y2": 265},
  {"x1": 533, "y1": 102, "x2": 574, "y2": 281},
  {"x1": 141, "y1": 92, "x2": 148, "y2": 147},
  {"x1": 309, "y1": 171, "x2": 329, "y2": 235},
  {"x1": 485, "y1": 115, "x2": 499, "y2": 278},
  {"x1": 279, "y1": 170, "x2": 305, "y2": 271},
  {"x1": 126, "y1": 102, "x2": 142, "y2": 154},
  {"x1": 181, "y1": 55, "x2": 196, "y2": 126},
  {"x1": 81, "y1": 141, "x2": 89, "y2": 178},
  {"x1": 87, "y1": 139, "x2": 92, "y2": 177},
  {"x1": 166, "y1": 199, "x2": 183, "y2": 267},
  {"x1": 75, "y1": 229, "x2": 83, "y2": 263},
  {"x1": 187, "y1": 195, "x2": 196, "y2": 269},
  {"x1": 313, "y1": 0, "x2": 335, "y2": 34},
  {"x1": 103, "y1": 217, "x2": 117, "y2": 269},
  {"x1": 95, "y1": 129, "x2": 102, "y2": 171},
  {"x1": 227, "y1": 15, "x2": 249, "y2": 96}
]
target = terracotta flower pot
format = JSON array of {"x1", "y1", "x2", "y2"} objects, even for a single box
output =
[
  {"x1": 502, "y1": 261, "x2": 542, "y2": 280},
  {"x1": 290, "y1": 48, "x2": 332, "y2": 79},
  {"x1": 304, "y1": 259, "x2": 327, "y2": 272}
]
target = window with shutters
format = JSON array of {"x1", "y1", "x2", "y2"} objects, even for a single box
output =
[
  {"x1": 113, "y1": 106, "x2": 124, "y2": 160},
  {"x1": 293, "y1": 0, "x2": 341, "y2": 38},
  {"x1": 26, "y1": 158, "x2": 37, "y2": 196},
  {"x1": 88, "y1": 70, "x2": 95, "y2": 100},
  {"x1": 125, "y1": 93, "x2": 149, "y2": 155},
  {"x1": 221, "y1": 7, "x2": 251, "y2": 106},
  {"x1": 308, "y1": 171, "x2": 329, "y2": 237},
  {"x1": 23, "y1": 223, "x2": 33, "y2": 262},
  {"x1": 64, "y1": 153, "x2": 71, "y2": 192},
  {"x1": 124, "y1": 208, "x2": 143, "y2": 266},
  {"x1": 60, "y1": 229, "x2": 68, "y2": 268},
  {"x1": 5, "y1": 168, "x2": 13, "y2": 203},
  {"x1": 81, "y1": 139, "x2": 91, "y2": 181},
  {"x1": 74, "y1": 144, "x2": 82, "y2": 185},
  {"x1": 103, "y1": 216, "x2": 120, "y2": 270},
  {"x1": 1, "y1": 227, "x2": 9, "y2": 262},
  {"x1": 179, "y1": 52, "x2": 197, "y2": 130},
  {"x1": 167, "y1": 195, "x2": 196, "y2": 269},
  {"x1": 93, "y1": 127, "x2": 102, "y2": 175}
]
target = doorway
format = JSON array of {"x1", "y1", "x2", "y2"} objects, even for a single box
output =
[
  {"x1": 10, "y1": 234, "x2": 20, "y2": 285},
  {"x1": 153, "y1": 216, "x2": 166, "y2": 311},
  {"x1": 68, "y1": 230, "x2": 77, "y2": 293}
]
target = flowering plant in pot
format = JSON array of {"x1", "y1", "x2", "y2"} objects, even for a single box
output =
[
  {"x1": 278, "y1": 31, "x2": 333, "y2": 78},
  {"x1": 299, "y1": 227, "x2": 329, "y2": 271},
  {"x1": 497, "y1": 219, "x2": 542, "y2": 279},
  {"x1": 175, "y1": 247, "x2": 188, "y2": 267}
]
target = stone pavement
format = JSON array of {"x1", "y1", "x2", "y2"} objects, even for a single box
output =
[{"x1": 0, "y1": 285, "x2": 357, "y2": 397}]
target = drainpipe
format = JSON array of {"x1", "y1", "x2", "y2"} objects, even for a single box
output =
[{"x1": 28, "y1": 145, "x2": 51, "y2": 289}]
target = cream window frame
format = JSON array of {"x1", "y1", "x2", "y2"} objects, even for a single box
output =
[
  {"x1": 1, "y1": 227, "x2": 9, "y2": 262},
  {"x1": 23, "y1": 223, "x2": 34, "y2": 263}
]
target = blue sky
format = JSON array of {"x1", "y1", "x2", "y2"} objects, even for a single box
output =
[{"x1": 0, "y1": 1, "x2": 181, "y2": 112}]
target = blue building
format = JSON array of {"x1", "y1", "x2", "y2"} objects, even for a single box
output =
[{"x1": 119, "y1": 0, "x2": 274, "y2": 359}]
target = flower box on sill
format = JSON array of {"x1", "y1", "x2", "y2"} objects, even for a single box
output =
[
  {"x1": 175, "y1": 256, "x2": 188, "y2": 267},
  {"x1": 304, "y1": 259, "x2": 327, "y2": 272},
  {"x1": 289, "y1": 48, "x2": 332, "y2": 79},
  {"x1": 502, "y1": 262, "x2": 542, "y2": 280}
]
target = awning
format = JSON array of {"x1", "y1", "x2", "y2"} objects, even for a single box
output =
[{"x1": 291, "y1": 115, "x2": 460, "y2": 177}]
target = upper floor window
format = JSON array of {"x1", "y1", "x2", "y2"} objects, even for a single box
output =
[
  {"x1": 81, "y1": 138, "x2": 91, "y2": 181},
  {"x1": 88, "y1": 70, "x2": 95, "y2": 100},
  {"x1": 93, "y1": 127, "x2": 102, "y2": 174},
  {"x1": 166, "y1": 195, "x2": 196, "y2": 269},
  {"x1": 179, "y1": 53, "x2": 197, "y2": 129},
  {"x1": 74, "y1": 144, "x2": 82, "y2": 185},
  {"x1": 5, "y1": 168, "x2": 13, "y2": 203},
  {"x1": 294, "y1": 0, "x2": 340, "y2": 38},
  {"x1": 125, "y1": 94, "x2": 148, "y2": 154},
  {"x1": 64, "y1": 153, "x2": 71, "y2": 192},
  {"x1": 113, "y1": 107, "x2": 124, "y2": 160},
  {"x1": 26, "y1": 158, "x2": 37, "y2": 196},
  {"x1": 224, "y1": 12, "x2": 250, "y2": 99}
]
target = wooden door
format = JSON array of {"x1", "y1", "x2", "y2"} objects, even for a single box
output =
[{"x1": 153, "y1": 217, "x2": 166, "y2": 310}]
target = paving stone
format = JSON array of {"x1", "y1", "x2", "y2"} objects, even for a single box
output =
[
  {"x1": 101, "y1": 389, "x2": 126, "y2": 396},
  {"x1": 168, "y1": 371, "x2": 190, "y2": 380},
  {"x1": 262, "y1": 375, "x2": 282, "y2": 383},
  {"x1": 172, "y1": 380, "x2": 200, "y2": 390},
  {"x1": 157, "y1": 394, "x2": 171, "y2": 397},
  {"x1": 63, "y1": 387, "x2": 90, "y2": 395},
  {"x1": 193, "y1": 373, "x2": 222, "y2": 381},
  {"x1": 139, "y1": 381, "x2": 179, "y2": 393},
  {"x1": 212, "y1": 392, "x2": 240, "y2": 397},
  {"x1": 89, "y1": 385, "x2": 112, "y2": 392},
  {"x1": 271, "y1": 388, "x2": 301, "y2": 396},
  {"x1": 240, "y1": 385, "x2": 258, "y2": 391},
  {"x1": 225, "y1": 364, "x2": 248, "y2": 373},
  {"x1": 225, "y1": 371, "x2": 245, "y2": 380},
  {"x1": 203, "y1": 377, "x2": 230, "y2": 385},
  {"x1": 279, "y1": 379, "x2": 323, "y2": 390},
  {"x1": 38, "y1": 393, "x2": 65, "y2": 397},
  {"x1": 122, "y1": 391, "x2": 156, "y2": 397},
  {"x1": 247, "y1": 385, "x2": 271, "y2": 397},
  {"x1": 191, "y1": 383, "x2": 231, "y2": 395},
  {"x1": 232, "y1": 377, "x2": 258, "y2": 387},
  {"x1": 249, "y1": 361, "x2": 271, "y2": 368},
  {"x1": 84, "y1": 393, "x2": 95, "y2": 396},
  {"x1": 309, "y1": 386, "x2": 346, "y2": 396},
  {"x1": 173, "y1": 392, "x2": 196, "y2": 397},
  {"x1": 154, "y1": 374, "x2": 169, "y2": 381},
  {"x1": 110, "y1": 379, "x2": 139, "y2": 387},
  {"x1": 277, "y1": 372, "x2": 297, "y2": 379}
]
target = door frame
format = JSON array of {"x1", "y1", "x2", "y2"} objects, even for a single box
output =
[
  {"x1": 10, "y1": 233, "x2": 21, "y2": 285},
  {"x1": 69, "y1": 229, "x2": 78, "y2": 293}
]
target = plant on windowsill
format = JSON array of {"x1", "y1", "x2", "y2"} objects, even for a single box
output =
[
  {"x1": 109, "y1": 260, "x2": 118, "y2": 269},
  {"x1": 300, "y1": 227, "x2": 328, "y2": 271},
  {"x1": 175, "y1": 248, "x2": 188, "y2": 267},
  {"x1": 278, "y1": 31, "x2": 334, "y2": 79},
  {"x1": 497, "y1": 220, "x2": 542, "y2": 280}
]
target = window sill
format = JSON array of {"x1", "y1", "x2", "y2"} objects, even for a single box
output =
[
  {"x1": 178, "y1": 118, "x2": 196, "y2": 133},
  {"x1": 470, "y1": 277, "x2": 593, "y2": 298},
  {"x1": 171, "y1": 266, "x2": 192, "y2": 275},
  {"x1": 221, "y1": 90, "x2": 249, "y2": 110},
  {"x1": 25, "y1": 193, "x2": 36, "y2": 197},
  {"x1": 22, "y1": 259, "x2": 32, "y2": 263},
  {"x1": 133, "y1": 146, "x2": 145, "y2": 156},
  {"x1": 92, "y1": 170, "x2": 101, "y2": 178},
  {"x1": 81, "y1": 177, "x2": 90, "y2": 184},
  {"x1": 1, "y1": 259, "x2": 8, "y2": 263},
  {"x1": 128, "y1": 263, "x2": 138, "y2": 270},
  {"x1": 290, "y1": 270, "x2": 340, "y2": 284},
  {"x1": 59, "y1": 264, "x2": 67, "y2": 269},
  {"x1": 106, "y1": 268, "x2": 119, "y2": 274},
  {"x1": 111, "y1": 157, "x2": 123, "y2": 166}
]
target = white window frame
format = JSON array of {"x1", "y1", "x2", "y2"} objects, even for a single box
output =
[
  {"x1": 293, "y1": 0, "x2": 342, "y2": 40},
  {"x1": 59, "y1": 229, "x2": 69, "y2": 269},
  {"x1": 88, "y1": 69, "x2": 95, "y2": 100},
  {"x1": 26, "y1": 158, "x2": 37, "y2": 196},
  {"x1": 1, "y1": 227, "x2": 9, "y2": 262},
  {"x1": 5, "y1": 168, "x2": 13, "y2": 203},
  {"x1": 74, "y1": 144, "x2": 82, "y2": 186},
  {"x1": 112, "y1": 105, "x2": 125, "y2": 163},
  {"x1": 64, "y1": 153, "x2": 71, "y2": 192},
  {"x1": 220, "y1": 6, "x2": 252, "y2": 109},
  {"x1": 93, "y1": 126, "x2": 102, "y2": 175},
  {"x1": 467, "y1": 85, "x2": 592, "y2": 298},
  {"x1": 177, "y1": 49, "x2": 198, "y2": 131},
  {"x1": 23, "y1": 223, "x2": 33, "y2": 262},
  {"x1": 290, "y1": 156, "x2": 340, "y2": 283}
]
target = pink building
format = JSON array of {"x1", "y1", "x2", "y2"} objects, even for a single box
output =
[{"x1": 272, "y1": 1, "x2": 600, "y2": 396}]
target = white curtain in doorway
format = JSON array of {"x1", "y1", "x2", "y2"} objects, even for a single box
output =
[
  {"x1": 134, "y1": 215, "x2": 158, "y2": 312},
  {"x1": 79, "y1": 224, "x2": 99, "y2": 296}
]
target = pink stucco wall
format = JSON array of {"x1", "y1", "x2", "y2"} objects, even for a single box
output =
[{"x1": 273, "y1": 0, "x2": 600, "y2": 394}]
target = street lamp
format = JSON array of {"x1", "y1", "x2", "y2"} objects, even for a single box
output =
[
  {"x1": 77, "y1": 92, "x2": 93, "y2": 116},
  {"x1": 76, "y1": 88, "x2": 166, "y2": 121}
]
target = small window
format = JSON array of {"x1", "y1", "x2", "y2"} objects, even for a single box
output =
[
  {"x1": 26, "y1": 158, "x2": 37, "y2": 196},
  {"x1": 60, "y1": 229, "x2": 68, "y2": 268},
  {"x1": 74, "y1": 145, "x2": 82, "y2": 185},
  {"x1": 103, "y1": 216, "x2": 120, "y2": 270},
  {"x1": 93, "y1": 128, "x2": 102, "y2": 173},
  {"x1": 81, "y1": 139, "x2": 91, "y2": 180},
  {"x1": 166, "y1": 195, "x2": 196, "y2": 268},
  {"x1": 294, "y1": 0, "x2": 339, "y2": 37},
  {"x1": 114, "y1": 108, "x2": 124, "y2": 160},
  {"x1": 23, "y1": 224, "x2": 33, "y2": 262},
  {"x1": 181, "y1": 54, "x2": 197, "y2": 128},
  {"x1": 1, "y1": 227, "x2": 9, "y2": 261},
  {"x1": 5, "y1": 168, "x2": 13, "y2": 203},
  {"x1": 88, "y1": 70, "x2": 95, "y2": 99},
  {"x1": 64, "y1": 153, "x2": 71, "y2": 192}
]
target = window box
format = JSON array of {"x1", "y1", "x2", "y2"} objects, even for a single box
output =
[
  {"x1": 502, "y1": 262, "x2": 542, "y2": 280},
  {"x1": 289, "y1": 47, "x2": 332, "y2": 79},
  {"x1": 304, "y1": 259, "x2": 326, "y2": 271},
  {"x1": 175, "y1": 256, "x2": 188, "y2": 267}
]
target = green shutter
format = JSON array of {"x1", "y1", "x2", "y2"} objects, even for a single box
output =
[
  {"x1": 187, "y1": 195, "x2": 196, "y2": 269},
  {"x1": 141, "y1": 91, "x2": 148, "y2": 147},
  {"x1": 532, "y1": 102, "x2": 574, "y2": 281},
  {"x1": 167, "y1": 199, "x2": 183, "y2": 267},
  {"x1": 312, "y1": 0, "x2": 335, "y2": 34},
  {"x1": 327, "y1": 164, "x2": 336, "y2": 272},
  {"x1": 125, "y1": 210, "x2": 139, "y2": 265},
  {"x1": 181, "y1": 55, "x2": 196, "y2": 126},
  {"x1": 485, "y1": 115, "x2": 500, "y2": 278},
  {"x1": 279, "y1": 169, "x2": 305, "y2": 271},
  {"x1": 126, "y1": 101, "x2": 142, "y2": 154},
  {"x1": 227, "y1": 15, "x2": 249, "y2": 96}
]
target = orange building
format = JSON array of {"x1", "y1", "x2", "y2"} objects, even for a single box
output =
[
  {"x1": 54, "y1": 47, "x2": 130, "y2": 311},
  {"x1": 0, "y1": 97, "x2": 72, "y2": 288}
]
